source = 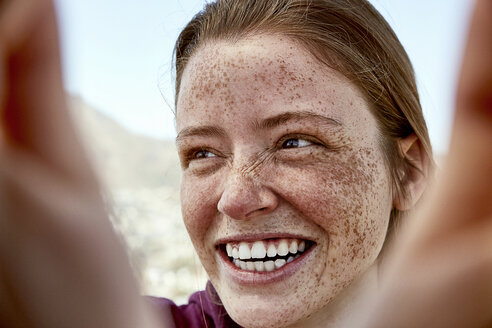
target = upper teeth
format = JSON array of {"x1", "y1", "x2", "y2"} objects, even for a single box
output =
[{"x1": 226, "y1": 239, "x2": 307, "y2": 260}]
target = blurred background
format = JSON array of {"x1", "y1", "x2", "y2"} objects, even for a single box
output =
[{"x1": 52, "y1": 0, "x2": 473, "y2": 304}]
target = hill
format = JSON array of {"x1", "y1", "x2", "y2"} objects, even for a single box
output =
[{"x1": 69, "y1": 95, "x2": 206, "y2": 304}]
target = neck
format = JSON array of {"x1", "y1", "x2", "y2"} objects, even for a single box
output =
[{"x1": 288, "y1": 265, "x2": 379, "y2": 328}]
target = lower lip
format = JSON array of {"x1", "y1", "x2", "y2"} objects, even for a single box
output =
[{"x1": 217, "y1": 244, "x2": 316, "y2": 285}]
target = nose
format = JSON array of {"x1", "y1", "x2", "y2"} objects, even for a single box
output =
[{"x1": 217, "y1": 169, "x2": 279, "y2": 220}]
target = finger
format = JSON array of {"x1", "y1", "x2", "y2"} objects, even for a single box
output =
[
  {"x1": 410, "y1": 0, "x2": 492, "y2": 238},
  {"x1": 446, "y1": 0, "x2": 492, "y2": 221},
  {"x1": 0, "y1": 0, "x2": 97, "y2": 187},
  {"x1": 456, "y1": 0, "x2": 492, "y2": 120}
]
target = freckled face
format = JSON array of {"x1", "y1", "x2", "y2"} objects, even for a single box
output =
[{"x1": 176, "y1": 35, "x2": 393, "y2": 328}]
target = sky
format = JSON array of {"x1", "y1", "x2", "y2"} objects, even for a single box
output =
[{"x1": 53, "y1": 0, "x2": 473, "y2": 155}]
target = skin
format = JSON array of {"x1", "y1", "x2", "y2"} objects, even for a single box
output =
[
  {"x1": 2, "y1": 1, "x2": 491, "y2": 327},
  {"x1": 176, "y1": 34, "x2": 394, "y2": 328}
]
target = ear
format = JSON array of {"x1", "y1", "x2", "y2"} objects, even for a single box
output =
[{"x1": 393, "y1": 133, "x2": 429, "y2": 211}]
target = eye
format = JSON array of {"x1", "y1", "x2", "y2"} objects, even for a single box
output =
[
  {"x1": 192, "y1": 149, "x2": 217, "y2": 160},
  {"x1": 178, "y1": 144, "x2": 225, "y2": 174},
  {"x1": 281, "y1": 137, "x2": 314, "y2": 149}
]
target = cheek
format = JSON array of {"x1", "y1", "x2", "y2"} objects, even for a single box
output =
[
  {"x1": 271, "y1": 147, "x2": 391, "y2": 266},
  {"x1": 180, "y1": 175, "x2": 221, "y2": 260}
]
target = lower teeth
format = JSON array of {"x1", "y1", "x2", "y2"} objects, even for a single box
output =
[{"x1": 232, "y1": 254, "x2": 301, "y2": 272}]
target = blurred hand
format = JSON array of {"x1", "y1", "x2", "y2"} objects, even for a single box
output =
[
  {"x1": 0, "y1": 1, "x2": 162, "y2": 327},
  {"x1": 355, "y1": 0, "x2": 492, "y2": 327}
]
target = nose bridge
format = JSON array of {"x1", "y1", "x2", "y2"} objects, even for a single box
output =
[
  {"x1": 217, "y1": 153, "x2": 277, "y2": 220},
  {"x1": 237, "y1": 153, "x2": 263, "y2": 178},
  {"x1": 231, "y1": 148, "x2": 269, "y2": 187},
  {"x1": 234, "y1": 156, "x2": 261, "y2": 184}
]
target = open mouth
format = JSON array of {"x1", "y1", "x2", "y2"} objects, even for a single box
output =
[{"x1": 218, "y1": 238, "x2": 315, "y2": 272}]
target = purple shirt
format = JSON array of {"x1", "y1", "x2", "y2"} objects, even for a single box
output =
[{"x1": 148, "y1": 282, "x2": 242, "y2": 328}]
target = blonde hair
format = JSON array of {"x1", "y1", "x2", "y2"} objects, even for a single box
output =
[{"x1": 174, "y1": 0, "x2": 433, "y2": 237}]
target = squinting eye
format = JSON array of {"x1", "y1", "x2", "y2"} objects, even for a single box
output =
[
  {"x1": 193, "y1": 150, "x2": 217, "y2": 159},
  {"x1": 282, "y1": 138, "x2": 313, "y2": 149}
]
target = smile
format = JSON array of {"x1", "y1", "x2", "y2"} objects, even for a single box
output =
[{"x1": 218, "y1": 238, "x2": 315, "y2": 273}]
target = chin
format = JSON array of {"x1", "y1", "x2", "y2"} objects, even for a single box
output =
[
  {"x1": 221, "y1": 293, "x2": 318, "y2": 328},
  {"x1": 205, "y1": 237, "x2": 338, "y2": 328},
  {"x1": 231, "y1": 311, "x2": 299, "y2": 327}
]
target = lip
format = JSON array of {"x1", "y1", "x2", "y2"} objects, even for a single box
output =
[{"x1": 216, "y1": 234, "x2": 317, "y2": 285}]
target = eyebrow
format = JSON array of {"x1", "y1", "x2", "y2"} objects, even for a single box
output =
[
  {"x1": 176, "y1": 111, "x2": 341, "y2": 143},
  {"x1": 252, "y1": 111, "x2": 342, "y2": 130},
  {"x1": 176, "y1": 125, "x2": 227, "y2": 143}
]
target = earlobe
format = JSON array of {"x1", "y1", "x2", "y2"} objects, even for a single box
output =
[{"x1": 393, "y1": 133, "x2": 430, "y2": 211}]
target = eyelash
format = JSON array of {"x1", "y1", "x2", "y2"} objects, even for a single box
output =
[
  {"x1": 185, "y1": 148, "x2": 218, "y2": 163},
  {"x1": 193, "y1": 149, "x2": 217, "y2": 159},
  {"x1": 182, "y1": 134, "x2": 327, "y2": 166},
  {"x1": 277, "y1": 134, "x2": 321, "y2": 149}
]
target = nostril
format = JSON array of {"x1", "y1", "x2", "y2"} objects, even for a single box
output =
[{"x1": 243, "y1": 207, "x2": 269, "y2": 219}]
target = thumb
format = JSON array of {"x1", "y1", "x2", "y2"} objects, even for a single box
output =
[
  {"x1": 455, "y1": 0, "x2": 492, "y2": 121},
  {"x1": 442, "y1": 0, "x2": 492, "y2": 229},
  {"x1": 0, "y1": 0, "x2": 97, "y2": 186}
]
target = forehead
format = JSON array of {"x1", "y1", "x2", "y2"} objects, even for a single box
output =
[{"x1": 176, "y1": 34, "x2": 374, "y2": 132}]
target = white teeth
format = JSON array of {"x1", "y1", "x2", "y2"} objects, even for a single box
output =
[
  {"x1": 277, "y1": 240, "x2": 289, "y2": 256},
  {"x1": 232, "y1": 247, "x2": 239, "y2": 259},
  {"x1": 275, "y1": 259, "x2": 286, "y2": 269},
  {"x1": 239, "y1": 242, "x2": 251, "y2": 260},
  {"x1": 289, "y1": 240, "x2": 298, "y2": 254},
  {"x1": 298, "y1": 240, "x2": 305, "y2": 252},
  {"x1": 246, "y1": 261, "x2": 255, "y2": 271},
  {"x1": 226, "y1": 239, "x2": 310, "y2": 272},
  {"x1": 251, "y1": 241, "x2": 267, "y2": 259},
  {"x1": 264, "y1": 260, "x2": 275, "y2": 272},
  {"x1": 267, "y1": 243, "x2": 277, "y2": 257},
  {"x1": 226, "y1": 244, "x2": 233, "y2": 257}
]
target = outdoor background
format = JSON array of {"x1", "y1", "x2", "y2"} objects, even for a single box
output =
[{"x1": 53, "y1": 0, "x2": 473, "y2": 304}]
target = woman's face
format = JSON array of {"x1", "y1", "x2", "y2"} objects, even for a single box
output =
[{"x1": 176, "y1": 34, "x2": 393, "y2": 328}]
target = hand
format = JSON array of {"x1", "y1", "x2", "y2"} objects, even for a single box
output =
[
  {"x1": 0, "y1": 1, "x2": 162, "y2": 327},
  {"x1": 355, "y1": 1, "x2": 492, "y2": 327}
]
